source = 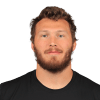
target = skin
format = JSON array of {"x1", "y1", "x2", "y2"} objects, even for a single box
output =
[{"x1": 31, "y1": 18, "x2": 76, "y2": 89}]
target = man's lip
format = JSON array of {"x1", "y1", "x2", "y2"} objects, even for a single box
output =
[{"x1": 48, "y1": 51, "x2": 60, "y2": 53}]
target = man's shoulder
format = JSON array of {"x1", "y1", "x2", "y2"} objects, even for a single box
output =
[
  {"x1": 0, "y1": 70, "x2": 34, "y2": 91},
  {"x1": 74, "y1": 70, "x2": 98, "y2": 84},
  {"x1": 0, "y1": 70, "x2": 35, "y2": 99},
  {"x1": 75, "y1": 71, "x2": 100, "y2": 88},
  {"x1": 74, "y1": 71, "x2": 100, "y2": 100}
]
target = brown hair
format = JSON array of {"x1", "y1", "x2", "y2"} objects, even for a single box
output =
[{"x1": 30, "y1": 6, "x2": 79, "y2": 44}]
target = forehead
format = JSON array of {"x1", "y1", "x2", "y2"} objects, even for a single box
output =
[{"x1": 35, "y1": 18, "x2": 70, "y2": 32}]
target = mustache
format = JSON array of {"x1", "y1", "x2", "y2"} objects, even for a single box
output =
[{"x1": 45, "y1": 48, "x2": 63, "y2": 53}]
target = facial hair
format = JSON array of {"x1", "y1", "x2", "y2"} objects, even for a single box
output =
[{"x1": 33, "y1": 44, "x2": 74, "y2": 74}]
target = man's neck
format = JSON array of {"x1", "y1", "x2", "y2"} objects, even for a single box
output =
[{"x1": 36, "y1": 64, "x2": 73, "y2": 89}]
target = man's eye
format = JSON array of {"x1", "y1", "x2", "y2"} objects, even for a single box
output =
[
  {"x1": 60, "y1": 35, "x2": 63, "y2": 36},
  {"x1": 42, "y1": 35, "x2": 63, "y2": 36},
  {"x1": 42, "y1": 35, "x2": 47, "y2": 37}
]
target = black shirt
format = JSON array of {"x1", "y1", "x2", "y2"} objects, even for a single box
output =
[{"x1": 0, "y1": 69, "x2": 100, "y2": 100}]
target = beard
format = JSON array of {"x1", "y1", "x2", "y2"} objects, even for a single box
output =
[{"x1": 33, "y1": 44, "x2": 74, "y2": 74}]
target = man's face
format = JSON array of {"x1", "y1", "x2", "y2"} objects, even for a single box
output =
[{"x1": 31, "y1": 18, "x2": 76, "y2": 74}]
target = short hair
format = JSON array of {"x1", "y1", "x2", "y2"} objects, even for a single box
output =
[{"x1": 30, "y1": 6, "x2": 78, "y2": 44}]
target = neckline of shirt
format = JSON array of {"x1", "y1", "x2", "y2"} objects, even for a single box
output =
[{"x1": 32, "y1": 69, "x2": 77, "y2": 94}]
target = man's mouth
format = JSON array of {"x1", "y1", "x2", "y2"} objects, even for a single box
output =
[
  {"x1": 48, "y1": 51, "x2": 61, "y2": 54},
  {"x1": 48, "y1": 50, "x2": 61, "y2": 53}
]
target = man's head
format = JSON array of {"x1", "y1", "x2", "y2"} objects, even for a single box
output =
[{"x1": 30, "y1": 6, "x2": 78, "y2": 74}]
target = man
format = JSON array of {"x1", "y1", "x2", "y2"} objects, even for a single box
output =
[{"x1": 0, "y1": 6, "x2": 100, "y2": 100}]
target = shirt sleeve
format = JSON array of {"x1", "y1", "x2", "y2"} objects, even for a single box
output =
[{"x1": 93, "y1": 84, "x2": 100, "y2": 100}]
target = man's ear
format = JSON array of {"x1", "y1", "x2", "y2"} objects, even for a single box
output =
[
  {"x1": 31, "y1": 42, "x2": 35, "y2": 51},
  {"x1": 72, "y1": 41, "x2": 77, "y2": 51}
]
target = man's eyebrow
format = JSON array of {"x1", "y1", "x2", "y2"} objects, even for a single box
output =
[{"x1": 38, "y1": 30, "x2": 67, "y2": 34}]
